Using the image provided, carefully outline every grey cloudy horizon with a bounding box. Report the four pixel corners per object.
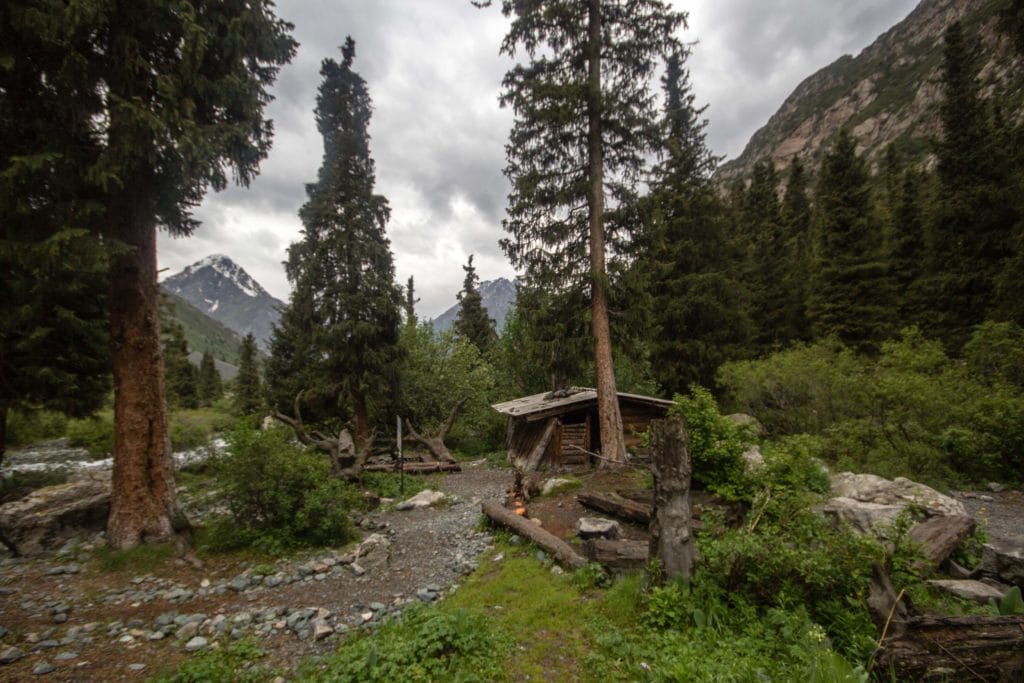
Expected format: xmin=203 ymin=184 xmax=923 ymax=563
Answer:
xmin=157 ymin=0 xmax=919 ymax=319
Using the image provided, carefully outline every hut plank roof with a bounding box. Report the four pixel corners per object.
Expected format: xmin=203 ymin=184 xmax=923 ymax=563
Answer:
xmin=492 ymin=388 xmax=674 ymax=422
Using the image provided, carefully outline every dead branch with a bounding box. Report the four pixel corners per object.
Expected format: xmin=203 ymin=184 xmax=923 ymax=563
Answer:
xmin=272 ymin=391 xmax=368 ymax=481
xmin=403 ymin=397 xmax=467 ymax=464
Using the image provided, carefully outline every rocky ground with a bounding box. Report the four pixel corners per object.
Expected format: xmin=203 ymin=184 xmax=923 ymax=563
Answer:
xmin=0 ymin=464 xmax=511 ymax=682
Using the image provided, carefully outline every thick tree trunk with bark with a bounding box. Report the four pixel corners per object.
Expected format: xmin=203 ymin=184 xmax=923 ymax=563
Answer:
xmin=106 ymin=223 xmax=185 ymax=549
xmin=586 ymin=0 xmax=627 ymax=467
xmin=352 ymin=389 xmax=371 ymax=450
xmin=481 ymin=500 xmax=587 ymax=569
xmin=648 ymin=417 xmax=695 ymax=581
xmin=0 ymin=403 xmax=7 ymax=469
xmin=577 ymin=491 xmax=652 ymax=524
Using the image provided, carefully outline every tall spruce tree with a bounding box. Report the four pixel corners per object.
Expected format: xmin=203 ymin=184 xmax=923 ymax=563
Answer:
xmin=453 ymin=255 xmax=497 ymax=355
xmin=197 ymin=351 xmax=222 ymax=407
xmin=807 ymin=130 xmax=893 ymax=350
xmin=270 ymin=39 xmax=401 ymax=447
xmin=1 ymin=0 xmax=295 ymax=548
xmin=486 ymin=0 xmax=685 ymax=465
xmin=781 ymin=158 xmax=813 ymax=342
xmin=743 ymin=159 xmax=801 ymax=351
xmin=928 ymin=21 xmax=1015 ymax=349
xmin=161 ymin=317 xmax=198 ymax=410
xmin=889 ymin=168 xmax=929 ymax=325
xmin=644 ymin=50 xmax=750 ymax=395
xmin=404 ymin=276 xmax=420 ymax=328
xmin=234 ymin=334 xmax=262 ymax=416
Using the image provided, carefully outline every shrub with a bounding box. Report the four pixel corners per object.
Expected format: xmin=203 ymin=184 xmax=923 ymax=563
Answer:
xmin=669 ymin=386 xmax=754 ymax=501
xmin=718 ymin=328 xmax=1024 ymax=486
xmin=5 ymin=409 xmax=68 ymax=447
xmin=963 ymin=320 xmax=1024 ymax=389
xmin=66 ymin=411 xmax=114 ymax=457
xmin=169 ymin=408 xmax=233 ymax=451
xmin=201 ymin=424 xmax=362 ymax=555
xmin=311 ymin=604 xmax=510 ymax=682
xmin=152 ymin=639 xmax=270 ymax=683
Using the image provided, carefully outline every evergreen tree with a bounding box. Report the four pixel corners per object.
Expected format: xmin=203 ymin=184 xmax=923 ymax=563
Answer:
xmin=927 ymin=21 xmax=1015 ymax=349
xmin=781 ymin=158 xmax=813 ymax=342
xmin=270 ymin=39 xmax=402 ymax=446
xmin=743 ymin=160 xmax=800 ymax=350
xmin=807 ymin=130 xmax=893 ymax=350
xmin=197 ymin=351 xmax=223 ymax=407
xmin=889 ymin=168 xmax=929 ymax=325
xmin=643 ymin=50 xmax=751 ymax=395
xmin=161 ymin=316 xmax=198 ymax=410
xmin=234 ymin=334 xmax=262 ymax=416
xmin=1 ymin=0 xmax=295 ymax=548
xmin=403 ymin=276 xmax=420 ymax=328
xmin=453 ymin=255 xmax=497 ymax=355
xmin=487 ymin=0 xmax=685 ymax=465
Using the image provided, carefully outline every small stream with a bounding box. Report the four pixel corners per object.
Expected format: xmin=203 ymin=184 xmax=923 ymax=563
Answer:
xmin=1 ymin=437 xmax=224 ymax=476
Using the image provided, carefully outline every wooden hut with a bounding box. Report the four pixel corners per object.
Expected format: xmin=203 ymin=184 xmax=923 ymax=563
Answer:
xmin=492 ymin=388 xmax=674 ymax=470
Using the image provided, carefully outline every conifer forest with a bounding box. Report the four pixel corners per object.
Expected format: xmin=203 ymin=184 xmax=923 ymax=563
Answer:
xmin=1 ymin=0 xmax=1023 ymax=680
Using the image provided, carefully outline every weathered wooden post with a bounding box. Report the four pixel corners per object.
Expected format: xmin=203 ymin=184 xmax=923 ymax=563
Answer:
xmin=648 ymin=416 xmax=695 ymax=580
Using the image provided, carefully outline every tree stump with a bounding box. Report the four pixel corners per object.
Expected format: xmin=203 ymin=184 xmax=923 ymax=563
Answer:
xmin=648 ymin=416 xmax=695 ymax=581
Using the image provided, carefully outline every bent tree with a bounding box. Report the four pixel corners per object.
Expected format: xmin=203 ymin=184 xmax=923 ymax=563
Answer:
xmin=484 ymin=0 xmax=685 ymax=466
xmin=3 ymin=1 xmax=296 ymax=548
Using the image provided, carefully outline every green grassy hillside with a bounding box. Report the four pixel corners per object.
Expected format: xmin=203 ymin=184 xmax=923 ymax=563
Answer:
xmin=162 ymin=289 xmax=244 ymax=366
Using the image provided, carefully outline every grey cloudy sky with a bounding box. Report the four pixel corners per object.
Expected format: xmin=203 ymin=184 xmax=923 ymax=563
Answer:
xmin=157 ymin=0 xmax=919 ymax=318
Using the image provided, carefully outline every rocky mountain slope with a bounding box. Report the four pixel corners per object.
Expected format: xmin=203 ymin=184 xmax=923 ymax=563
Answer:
xmin=717 ymin=0 xmax=1024 ymax=181
xmin=161 ymin=255 xmax=283 ymax=352
xmin=432 ymin=277 xmax=517 ymax=333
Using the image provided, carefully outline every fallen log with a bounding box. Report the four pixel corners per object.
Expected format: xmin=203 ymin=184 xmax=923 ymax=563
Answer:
xmin=875 ymin=614 xmax=1024 ymax=681
xmin=481 ymin=500 xmax=587 ymax=570
xmin=583 ymin=538 xmax=648 ymax=572
xmin=577 ymin=492 xmax=651 ymax=525
xmin=909 ymin=514 xmax=976 ymax=569
xmin=362 ymin=462 xmax=461 ymax=474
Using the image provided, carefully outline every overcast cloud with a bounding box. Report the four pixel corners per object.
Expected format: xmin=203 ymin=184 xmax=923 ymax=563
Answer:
xmin=157 ymin=0 xmax=919 ymax=319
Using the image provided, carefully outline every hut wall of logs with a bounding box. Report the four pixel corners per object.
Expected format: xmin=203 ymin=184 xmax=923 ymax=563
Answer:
xmin=492 ymin=388 xmax=674 ymax=471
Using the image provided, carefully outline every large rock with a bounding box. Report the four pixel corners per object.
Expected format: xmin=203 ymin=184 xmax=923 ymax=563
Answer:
xmin=726 ymin=413 xmax=765 ymax=436
xmin=355 ymin=533 xmax=391 ymax=571
xmin=926 ymin=579 xmax=1008 ymax=604
xmin=909 ymin=515 xmax=976 ymax=569
xmin=576 ymin=517 xmax=621 ymax=540
xmin=395 ymin=489 xmax=445 ymax=511
xmin=974 ymin=538 xmax=1024 ymax=590
xmin=818 ymin=472 xmax=967 ymax=534
xmin=829 ymin=473 xmax=966 ymax=517
xmin=0 ymin=470 xmax=110 ymax=555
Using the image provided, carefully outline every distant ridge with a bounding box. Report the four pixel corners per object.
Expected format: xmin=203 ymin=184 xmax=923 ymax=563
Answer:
xmin=162 ymin=254 xmax=283 ymax=352
xmin=432 ymin=277 xmax=517 ymax=333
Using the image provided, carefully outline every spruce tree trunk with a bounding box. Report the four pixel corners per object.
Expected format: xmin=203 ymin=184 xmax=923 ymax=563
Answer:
xmin=106 ymin=221 xmax=185 ymax=549
xmin=352 ymin=389 xmax=371 ymax=449
xmin=0 ymin=403 xmax=7 ymax=468
xmin=586 ymin=0 xmax=627 ymax=467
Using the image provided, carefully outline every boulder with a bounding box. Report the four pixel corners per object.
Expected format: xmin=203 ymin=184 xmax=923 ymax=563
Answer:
xmin=395 ymin=489 xmax=445 ymax=511
xmin=817 ymin=498 xmax=904 ymax=534
xmin=740 ymin=445 xmax=765 ymax=473
xmin=926 ymin=579 xmax=1008 ymax=604
xmin=0 ymin=470 xmax=110 ymax=555
xmin=829 ymin=472 xmax=966 ymax=517
xmin=575 ymin=517 xmax=621 ymax=540
xmin=973 ymin=538 xmax=1024 ymax=589
xmin=909 ymin=515 xmax=976 ymax=568
xmin=355 ymin=533 xmax=391 ymax=571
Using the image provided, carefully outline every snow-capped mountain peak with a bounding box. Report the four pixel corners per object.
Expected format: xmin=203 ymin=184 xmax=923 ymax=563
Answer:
xmin=161 ymin=255 xmax=283 ymax=352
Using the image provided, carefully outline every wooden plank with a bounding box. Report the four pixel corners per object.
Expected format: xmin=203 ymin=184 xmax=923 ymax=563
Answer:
xmin=577 ymin=492 xmax=652 ymax=524
xmin=481 ymin=500 xmax=587 ymax=570
xmin=524 ymin=418 xmax=558 ymax=471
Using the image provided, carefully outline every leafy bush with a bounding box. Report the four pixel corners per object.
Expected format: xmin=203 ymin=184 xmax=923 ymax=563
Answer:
xmin=153 ymin=639 xmax=270 ymax=683
xmin=359 ymin=471 xmax=430 ymax=501
xmin=66 ymin=411 xmax=114 ymax=456
xmin=963 ymin=320 xmax=1024 ymax=389
xmin=5 ymin=409 xmax=68 ymax=447
xmin=311 ymin=604 xmax=510 ymax=682
xmin=201 ymin=424 xmax=362 ymax=555
xmin=718 ymin=328 xmax=1024 ymax=485
xmin=169 ymin=408 xmax=233 ymax=451
xmin=669 ymin=386 xmax=755 ymax=501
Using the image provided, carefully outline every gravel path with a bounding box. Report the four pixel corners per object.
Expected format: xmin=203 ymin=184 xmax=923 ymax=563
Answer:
xmin=955 ymin=489 xmax=1024 ymax=545
xmin=0 ymin=464 xmax=512 ymax=681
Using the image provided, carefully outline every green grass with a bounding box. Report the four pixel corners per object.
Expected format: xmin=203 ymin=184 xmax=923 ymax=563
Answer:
xmin=95 ymin=542 xmax=176 ymax=573
xmin=150 ymin=638 xmax=274 ymax=683
xmin=66 ymin=406 xmax=233 ymax=456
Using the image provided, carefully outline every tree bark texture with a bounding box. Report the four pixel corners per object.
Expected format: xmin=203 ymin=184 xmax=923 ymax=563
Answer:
xmin=107 ymin=223 xmax=184 ymax=549
xmin=403 ymin=398 xmax=466 ymax=464
xmin=0 ymin=403 xmax=7 ymax=468
xmin=577 ymin=491 xmax=652 ymax=525
xmin=586 ymin=0 xmax=627 ymax=467
xmin=648 ymin=417 xmax=695 ymax=581
xmin=352 ymin=389 xmax=371 ymax=450
xmin=481 ymin=500 xmax=587 ymax=570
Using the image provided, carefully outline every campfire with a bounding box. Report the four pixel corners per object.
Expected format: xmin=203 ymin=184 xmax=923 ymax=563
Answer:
xmin=505 ymin=470 xmax=530 ymax=516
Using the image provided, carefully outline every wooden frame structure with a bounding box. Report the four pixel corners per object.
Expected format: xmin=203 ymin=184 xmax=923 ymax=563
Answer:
xmin=492 ymin=388 xmax=674 ymax=470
